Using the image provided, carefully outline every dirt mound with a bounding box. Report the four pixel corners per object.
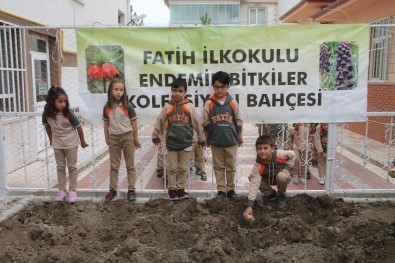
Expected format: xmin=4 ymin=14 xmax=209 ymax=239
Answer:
xmin=1 ymin=194 xmax=394 ymax=262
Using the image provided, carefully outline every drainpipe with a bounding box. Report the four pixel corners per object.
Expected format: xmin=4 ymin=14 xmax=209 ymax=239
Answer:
xmin=126 ymin=0 xmax=131 ymax=26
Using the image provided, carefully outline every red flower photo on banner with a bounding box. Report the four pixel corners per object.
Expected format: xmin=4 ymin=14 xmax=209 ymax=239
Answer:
xmin=85 ymin=45 xmax=124 ymax=93
xmin=101 ymin=62 xmax=119 ymax=78
xmin=87 ymin=64 xmax=103 ymax=79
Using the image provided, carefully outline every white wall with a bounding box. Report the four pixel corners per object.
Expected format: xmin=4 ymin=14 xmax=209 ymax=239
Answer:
xmin=0 ymin=0 xmax=129 ymax=26
xmin=240 ymin=1 xmax=278 ymax=25
xmin=277 ymin=0 xmax=300 ymax=18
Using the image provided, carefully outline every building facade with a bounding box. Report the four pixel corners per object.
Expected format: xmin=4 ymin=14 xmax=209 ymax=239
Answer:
xmin=164 ymin=0 xmax=394 ymax=143
xmin=280 ymin=0 xmax=395 ymax=142
xmin=164 ymin=0 xmax=279 ymax=26
xmin=0 ymin=0 xmax=130 ymax=173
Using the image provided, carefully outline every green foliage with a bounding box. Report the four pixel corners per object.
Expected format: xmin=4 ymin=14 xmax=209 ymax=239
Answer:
xmin=200 ymin=13 xmax=211 ymax=25
xmin=128 ymin=6 xmax=145 ymax=26
xmin=85 ymin=45 xmax=124 ymax=68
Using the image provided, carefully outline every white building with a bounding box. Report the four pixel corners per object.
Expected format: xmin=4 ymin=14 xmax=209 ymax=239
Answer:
xmin=164 ymin=0 xmax=281 ymax=25
xmin=0 ymin=0 xmax=130 ymax=173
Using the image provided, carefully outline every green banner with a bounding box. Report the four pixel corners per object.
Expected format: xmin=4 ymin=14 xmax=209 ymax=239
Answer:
xmin=77 ymin=24 xmax=369 ymax=125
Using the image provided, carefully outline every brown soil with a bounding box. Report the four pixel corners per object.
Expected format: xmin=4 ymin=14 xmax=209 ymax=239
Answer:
xmin=0 ymin=194 xmax=394 ymax=262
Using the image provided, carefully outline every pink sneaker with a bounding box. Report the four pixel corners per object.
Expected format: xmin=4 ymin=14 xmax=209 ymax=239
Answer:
xmin=55 ymin=190 xmax=66 ymax=201
xmin=67 ymin=191 xmax=77 ymax=204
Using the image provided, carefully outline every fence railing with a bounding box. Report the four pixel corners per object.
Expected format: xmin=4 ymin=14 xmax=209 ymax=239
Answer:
xmin=1 ymin=112 xmax=394 ymax=199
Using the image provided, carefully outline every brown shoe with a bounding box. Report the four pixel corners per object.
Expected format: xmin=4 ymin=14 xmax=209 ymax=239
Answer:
xmin=168 ymin=189 xmax=179 ymax=201
xmin=177 ymin=189 xmax=189 ymax=199
xmin=127 ymin=190 xmax=137 ymax=202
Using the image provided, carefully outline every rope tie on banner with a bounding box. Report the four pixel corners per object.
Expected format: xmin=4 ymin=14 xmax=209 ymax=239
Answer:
xmin=52 ymin=29 xmax=64 ymax=63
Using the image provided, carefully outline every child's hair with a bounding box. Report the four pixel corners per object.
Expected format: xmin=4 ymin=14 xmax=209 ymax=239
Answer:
xmin=212 ymin=71 xmax=230 ymax=86
xmin=44 ymin=86 xmax=70 ymax=119
xmin=255 ymin=135 xmax=275 ymax=147
xmin=171 ymin=78 xmax=187 ymax=92
xmin=107 ymin=78 xmax=128 ymax=108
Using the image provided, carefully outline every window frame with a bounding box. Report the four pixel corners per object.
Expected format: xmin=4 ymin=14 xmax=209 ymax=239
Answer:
xmin=368 ymin=17 xmax=392 ymax=82
xmin=248 ymin=8 xmax=266 ymax=25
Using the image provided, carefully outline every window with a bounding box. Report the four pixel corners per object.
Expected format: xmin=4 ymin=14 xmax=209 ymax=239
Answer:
xmin=29 ymin=36 xmax=50 ymax=106
xmin=0 ymin=22 xmax=28 ymax=112
xmin=170 ymin=3 xmax=239 ymax=25
xmin=118 ymin=10 xmax=125 ymax=25
xmin=369 ymin=17 xmax=392 ymax=81
xmin=249 ymin=8 xmax=266 ymax=25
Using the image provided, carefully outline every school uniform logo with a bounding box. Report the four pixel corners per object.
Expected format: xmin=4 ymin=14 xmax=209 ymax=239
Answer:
xmin=211 ymin=112 xmax=233 ymax=124
xmin=60 ymin=121 xmax=71 ymax=129
xmin=118 ymin=113 xmax=128 ymax=122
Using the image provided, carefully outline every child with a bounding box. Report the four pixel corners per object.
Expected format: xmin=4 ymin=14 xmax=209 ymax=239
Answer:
xmin=103 ymin=78 xmax=141 ymax=202
xmin=292 ymin=123 xmax=315 ymax=184
xmin=314 ymin=123 xmax=328 ymax=185
xmin=202 ymin=71 xmax=243 ymax=199
xmin=43 ymin=86 xmax=89 ymax=203
xmin=243 ymin=135 xmax=294 ymax=220
xmin=152 ymin=78 xmax=205 ymax=200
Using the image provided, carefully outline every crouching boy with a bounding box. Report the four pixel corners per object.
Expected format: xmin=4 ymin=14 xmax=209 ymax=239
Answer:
xmin=243 ymin=135 xmax=295 ymax=220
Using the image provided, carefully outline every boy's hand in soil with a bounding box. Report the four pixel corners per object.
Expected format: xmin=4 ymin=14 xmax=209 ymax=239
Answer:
xmin=243 ymin=207 xmax=254 ymax=221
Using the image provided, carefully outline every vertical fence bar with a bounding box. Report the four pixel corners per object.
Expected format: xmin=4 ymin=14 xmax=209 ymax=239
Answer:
xmin=326 ymin=122 xmax=337 ymax=194
xmin=386 ymin=116 xmax=394 ymax=187
xmin=387 ymin=116 xmax=394 ymax=162
xmin=20 ymin=121 xmax=28 ymax=184
xmin=43 ymin=126 xmax=51 ymax=190
xmin=0 ymin=120 xmax=7 ymax=196
xmin=336 ymin=123 xmax=347 ymax=184
xmin=362 ymin=117 xmax=370 ymax=190
xmin=89 ymin=125 xmax=97 ymax=191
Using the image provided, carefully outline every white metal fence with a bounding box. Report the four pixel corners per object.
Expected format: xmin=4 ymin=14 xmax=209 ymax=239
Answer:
xmin=0 ymin=112 xmax=394 ymax=198
xmin=1 ymin=24 xmax=394 ymax=199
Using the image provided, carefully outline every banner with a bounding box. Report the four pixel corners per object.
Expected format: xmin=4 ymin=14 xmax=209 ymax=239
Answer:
xmin=76 ymin=24 xmax=369 ymax=125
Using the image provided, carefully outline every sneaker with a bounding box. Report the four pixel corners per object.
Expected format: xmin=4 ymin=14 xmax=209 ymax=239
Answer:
xmin=277 ymin=195 xmax=288 ymax=208
xmin=177 ymin=189 xmax=189 ymax=199
xmin=299 ymin=178 xmax=306 ymax=184
xmin=226 ymin=189 xmax=238 ymax=199
xmin=168 ymin=189 xmax=179 ymax=201
xmin=292 ymin=177 xmax=299 ymax=184
xmin=67 ymin=191 xmax=77 ymax=204
xmin=196 ymin=169 xmax=207 ymax=181
xmin=200 ymin=171 xmax=207 ymax=181
xmin=55 ymin=190 xmax=66 ymax=202
xmin=157 ymin=168 xmax=164 ymax=178
xmin=319 ymin=178 xmax=325 ymax=185
xmin=105 ymin=190 xmax=117 ymax=202
xmin=215 ymin=191 xmax=227 ymax=199
xmin=127 ymin=190 xmax=137 ymax=201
